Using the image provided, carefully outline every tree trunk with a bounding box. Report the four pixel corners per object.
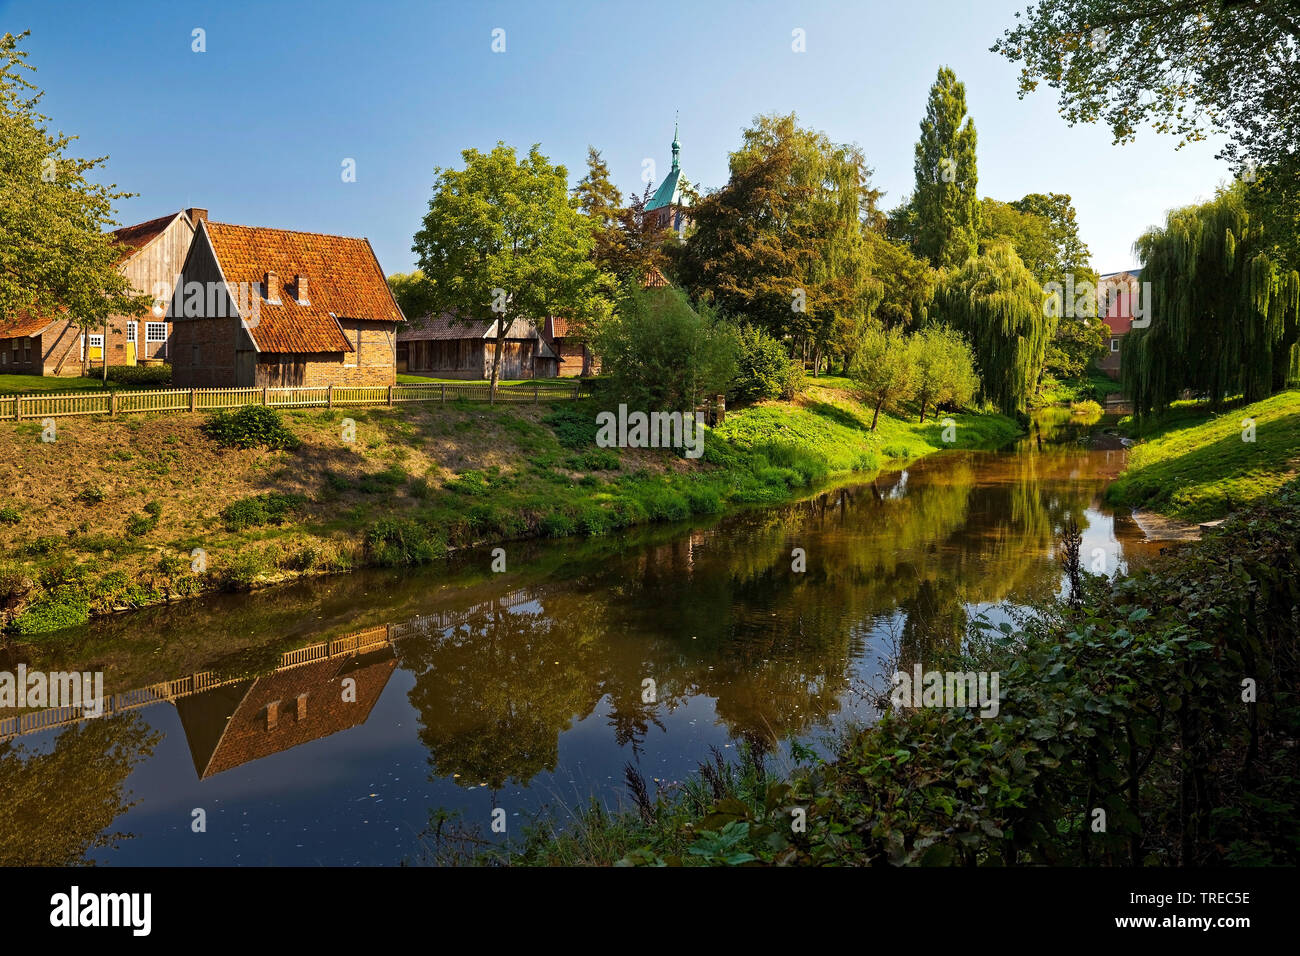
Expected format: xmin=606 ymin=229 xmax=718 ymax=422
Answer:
xmin=488 ymin=313 xmax=508 ymax=405
xmin=871 ymin=395 xmax=883 ymax=431
xmin=102 ymin=317 xmax=109 ymax=386
xmin=918 ymin=400 xmax=927 ymax=424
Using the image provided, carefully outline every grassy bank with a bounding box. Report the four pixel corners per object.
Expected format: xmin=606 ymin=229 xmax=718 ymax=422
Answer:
xmin=1106 ymin=389 xmax=1300 ymax=521
xmin=0 ymin=381 xmax=1020 ymax=636
xmin=438 ymin=479 xmax=1300 ymax=867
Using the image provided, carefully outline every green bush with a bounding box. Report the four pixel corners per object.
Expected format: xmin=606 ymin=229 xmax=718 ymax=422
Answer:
xmin=77 ymin=485 xmax=106 ymax=504
xmin=0 ymin=505 xmax=20 ymax=525
xmin=731 ymin=325 xmax=805 ymax=403
xmin=9 ymin=587 xmax=90 ymax=635
xmin=106 ymin=363 xmax=171 ymax=386
xmin=204 ymin=405 xmax=299 ymax=450
xmin=565 ymin=448 xmax=620 ymax=471
xmin=221 ymin=492 xmax=307 ymax=531
xmin=543 ymin=404 xmax=600 ymax=449
xmin=365 ymin=518 xmax=445 ymax=566
xmin=125 ymin=504 xmax=161 ymax=537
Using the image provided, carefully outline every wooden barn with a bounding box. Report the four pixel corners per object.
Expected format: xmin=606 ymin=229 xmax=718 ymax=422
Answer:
xmin=168 ymin=221 xmax=404 ymax=387
xmin=541 ymin=316 xmax=599 ymax=377
xmin=0 ymin=208 xmax=201 ymax=376
xmin=398 ymin=313 xmax=559 ymax=380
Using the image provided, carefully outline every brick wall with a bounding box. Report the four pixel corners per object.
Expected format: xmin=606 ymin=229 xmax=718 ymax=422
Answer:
xmin=297 ymin=320 xmax=396 ymax=386
xmin=170 ymin=317 xmax=243 ymax=387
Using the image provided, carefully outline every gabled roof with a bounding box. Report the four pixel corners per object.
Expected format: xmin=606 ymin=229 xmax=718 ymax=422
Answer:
xmin=109 ymin=212 xmax=184 ymax=264
xmin=202 ymin=221 xmax=403 ymax=354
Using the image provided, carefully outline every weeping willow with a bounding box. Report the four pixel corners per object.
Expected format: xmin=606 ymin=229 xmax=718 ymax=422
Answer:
xmin=1124 ymin=185 xmax=1300 ymax=418
xmin=933 ymin=243 xmax=1052 ymax=415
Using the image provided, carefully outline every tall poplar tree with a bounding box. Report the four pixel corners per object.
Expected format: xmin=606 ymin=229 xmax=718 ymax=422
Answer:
xmin=911 ymin=67 xmax=981 ymax=270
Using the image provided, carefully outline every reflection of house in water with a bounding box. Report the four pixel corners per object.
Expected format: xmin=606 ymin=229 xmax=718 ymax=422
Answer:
xmin=175 ymin=648 xmax=396 ymax=779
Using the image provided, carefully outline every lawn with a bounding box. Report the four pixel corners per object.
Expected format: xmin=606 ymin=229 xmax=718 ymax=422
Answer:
xmin=0 ymin=374 xmax=114 ymax=395
xmin=1105 ymin=389 xmax=1300 ymax=521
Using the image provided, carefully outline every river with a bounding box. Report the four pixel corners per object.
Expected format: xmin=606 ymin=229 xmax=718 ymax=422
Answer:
xmin=0 ymin=409 xmax=1175 ymax=865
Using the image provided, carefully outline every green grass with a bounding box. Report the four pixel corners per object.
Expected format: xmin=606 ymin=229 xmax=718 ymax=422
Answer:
xmin=1106 ymin=389 xmax=1300 ymax=521
xmin=0 ymin=374 xmax=113 ymax=395
xmin=396 ymin=374 xmax=552 ymax=386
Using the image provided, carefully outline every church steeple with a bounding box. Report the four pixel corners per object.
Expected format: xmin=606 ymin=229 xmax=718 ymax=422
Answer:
xmin=671 ymin=120 xmax=680 ymax=172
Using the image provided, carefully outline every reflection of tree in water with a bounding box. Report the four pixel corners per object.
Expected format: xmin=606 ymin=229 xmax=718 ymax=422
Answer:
xmin=397 ymin=599 xmax=609 ymax=790
xmin=899 ymin=578 xmax=969 ymax=671
xmin=0 ymin=715 xmax=160 ymax=865
xmin=398 ymin=446 xmax=1126 ymax=788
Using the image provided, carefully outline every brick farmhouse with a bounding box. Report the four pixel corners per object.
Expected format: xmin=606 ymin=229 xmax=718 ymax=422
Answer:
xmin=0 ymin=208 xmax=201 ymax=375
xmin=169 ymin=221 xmax=404 ymax=387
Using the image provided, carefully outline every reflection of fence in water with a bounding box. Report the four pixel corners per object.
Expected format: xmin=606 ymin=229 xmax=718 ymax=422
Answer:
xmin=0 ymin=586 xmax=545 ymax=741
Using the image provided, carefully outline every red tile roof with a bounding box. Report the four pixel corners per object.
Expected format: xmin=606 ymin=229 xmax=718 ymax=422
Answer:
xmin=0 ymin=311 xmax=59 ymax=338
xmin=204 ymin=221 xmax=403 ymax=354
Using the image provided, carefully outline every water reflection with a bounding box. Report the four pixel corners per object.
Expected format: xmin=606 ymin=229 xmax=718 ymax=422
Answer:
xmin=0 ymin=436 xmax=1168 ymax=864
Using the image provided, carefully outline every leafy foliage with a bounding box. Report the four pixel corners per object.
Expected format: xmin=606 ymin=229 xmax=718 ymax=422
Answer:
xmin=1123 ymin=184 xmax=1300 ymax=417
xmin=593 ymin=283 xmax=737 ymax=412
xmin=730 ymin=325 xmax=805 ymax=403
xmin=934 ymin=243 xmax=1052 ymax=415
xmin=220 ymin=492 xmax=307 ymax=532
xmin=908 ymin=67 xmax=981 ymax=270
xmin=203 ymin=405 xmax=300 ymax=451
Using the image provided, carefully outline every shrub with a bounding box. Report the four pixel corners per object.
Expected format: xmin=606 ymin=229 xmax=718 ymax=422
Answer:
xmin=543 ymin=404 xmax=600 ymax=449
xmin=594 ymin=283 xmax=738 ymax=411
xmin=221 ymin=492 xmax=307 ymax=531
xmin=731 ymin=325 xmax=805 ymax=403
xmin=0 ymin=505 xmax=20 ymax=525
xmin=365 ymin=518 xmax=445 ymax=566
xmin=444 ymin=470 xmax=491 ymax=496
xmin=565 ymin=448 xmax=621 ymax=471
xmin=77 ymin=485 xmax=106 ymax=504
xmin=204 ymin=405 xmax=299 ymax=450
xmin=106 ymin=363 xmax=172 ymax=386
xmin=9 ymin=587 xmax=90 ymax=635
xmin=126 ymin=504 xmax=161 ymax=537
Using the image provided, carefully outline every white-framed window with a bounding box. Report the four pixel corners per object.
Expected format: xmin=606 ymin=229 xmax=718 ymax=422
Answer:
xmin=146 ymin=322 xmax=167 ymax=343
xmin=89 ymin=334 xmax=104 ymax=348
xmin=1110 ymin=338 xmax=1120 ymax=352
xmin=127 ymin=322 xmax=137 ymax=343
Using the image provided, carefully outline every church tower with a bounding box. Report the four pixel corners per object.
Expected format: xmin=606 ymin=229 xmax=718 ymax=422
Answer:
xmin=645 ymin=123 xmax=690 ymax=239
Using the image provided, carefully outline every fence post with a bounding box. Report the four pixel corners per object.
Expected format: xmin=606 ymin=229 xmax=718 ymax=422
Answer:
xmin=387 ymin=384 xmax=394 ymax=407
xmin=440 ymin=384 xmax=445 ymax=405
xmin=109 ymin=391 xmax=118 ymax=417
xmin=261 ymin=386 xmax=269 ymax=407
xmin=189 ymin=388 xmax=197 ymax=413
xmin=327 ymin=384 xmax=334 ymax=409
xmin=534 ymin=382 xmax=539 ymax=404
xmin=14 ymin=397 xmax=21 ymax=422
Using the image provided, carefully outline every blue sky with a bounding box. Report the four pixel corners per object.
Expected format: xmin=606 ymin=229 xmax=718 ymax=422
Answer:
xmin=3 ymin=0 xmax=1232 ymax=275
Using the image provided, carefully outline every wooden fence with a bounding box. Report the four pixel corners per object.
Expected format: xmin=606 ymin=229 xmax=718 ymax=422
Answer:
xmin=0 ymin=380 xmax=589 ymax=422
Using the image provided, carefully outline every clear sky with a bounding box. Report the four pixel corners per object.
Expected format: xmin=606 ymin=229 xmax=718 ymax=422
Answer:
xmin=2 ymin=0 xmax=1233 ymax=276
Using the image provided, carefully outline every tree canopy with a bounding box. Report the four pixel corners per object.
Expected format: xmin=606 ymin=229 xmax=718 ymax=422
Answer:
xmin=1123 ymin=184 xmax=1300 ymax=416
xmin=411 ymin=143 xmax=612 ymax=396
xmin=678 ymin=113 xmax=880 ymax=369
xmin=934 ymin=243 xmax=1052 ymax=415
xmin=0 ymin=31 xmax=147 ymax=340
xmin=909 ymin=67 xmax=981 ymax=270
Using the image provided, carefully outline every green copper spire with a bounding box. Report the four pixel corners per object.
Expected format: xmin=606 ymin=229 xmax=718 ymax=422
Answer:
xmin=671 ymin=119 xmax=680 ymax=171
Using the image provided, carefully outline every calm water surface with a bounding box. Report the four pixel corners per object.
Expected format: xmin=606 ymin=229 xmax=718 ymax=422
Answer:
xmin=1 ymin=414 xmax=1169 ymax=865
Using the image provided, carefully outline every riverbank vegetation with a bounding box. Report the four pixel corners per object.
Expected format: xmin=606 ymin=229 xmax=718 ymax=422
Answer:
xmin=1106 ymin=389 xmax=1300 ymax=522
xmin=0 ymin=378 xmax=1019 ymax=636
xmin=438 ymin=478 xmax=1300 ymax=866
